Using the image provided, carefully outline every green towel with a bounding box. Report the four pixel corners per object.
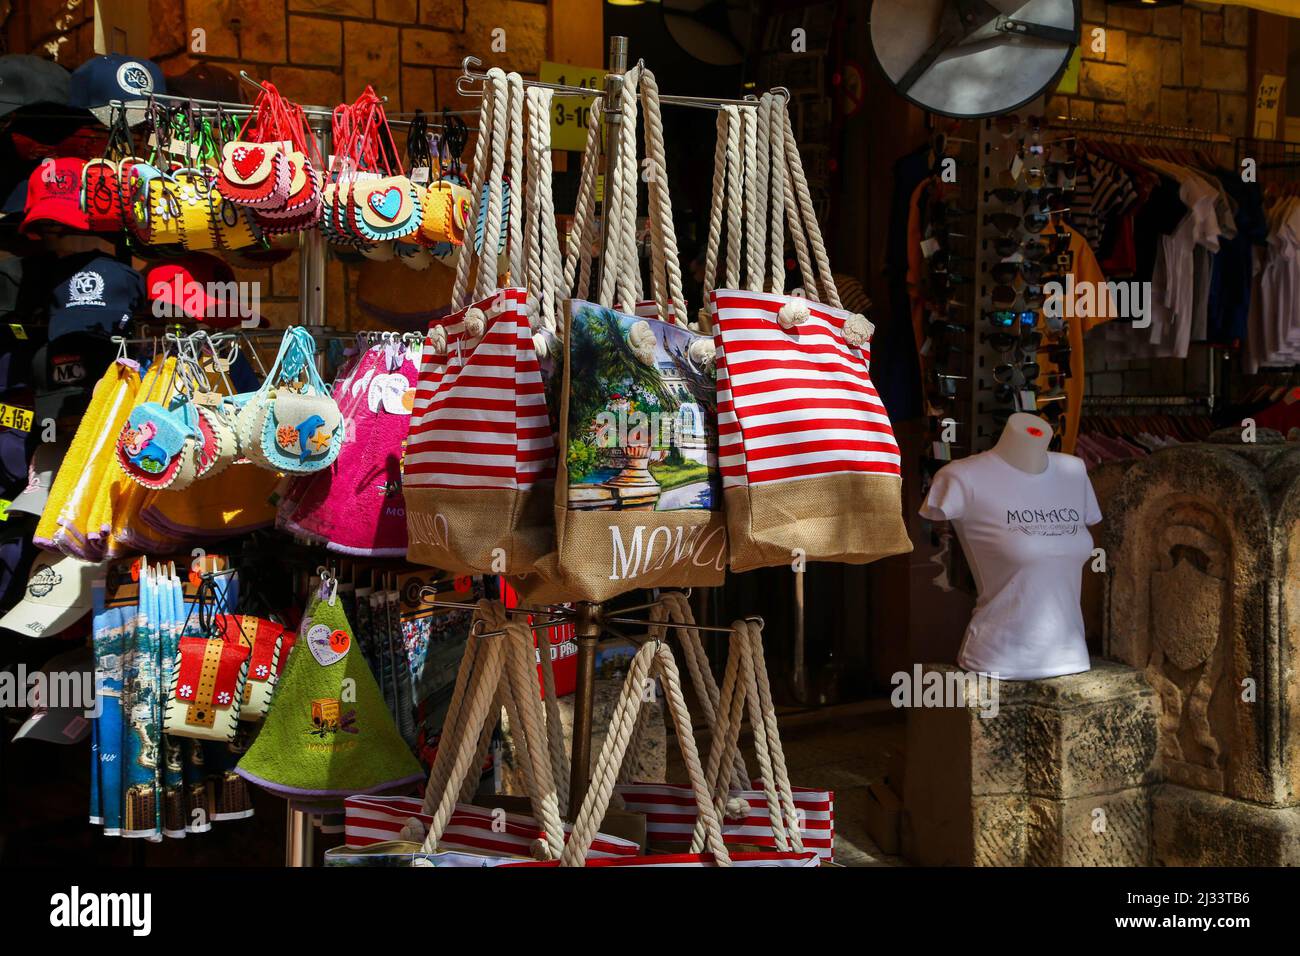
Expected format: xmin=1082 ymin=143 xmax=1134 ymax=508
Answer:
xmin=236 ymin=588 xmax=423 ymax=802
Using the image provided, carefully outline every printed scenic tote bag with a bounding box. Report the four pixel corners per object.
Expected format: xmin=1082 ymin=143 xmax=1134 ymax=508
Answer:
xmin=405 ymin=69 xmax=557 ymax=578
xmin=615 ymin=594 xmax=835 ymax=860
xmin=516 ymin=637 xmax=819 ymax=868
xmin=542 ymin=65 xmax=726 ymax=603
xmin=710 ymin=93 xmax=911 ymax=571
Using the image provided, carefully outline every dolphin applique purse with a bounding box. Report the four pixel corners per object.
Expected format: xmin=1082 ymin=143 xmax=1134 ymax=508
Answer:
xmin=238 ymin=327 xmax=343 ymax=474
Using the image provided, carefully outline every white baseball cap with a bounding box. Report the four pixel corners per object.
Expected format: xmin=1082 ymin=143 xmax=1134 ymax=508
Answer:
xmin=0 ymin=551 xmax=95 ymax=638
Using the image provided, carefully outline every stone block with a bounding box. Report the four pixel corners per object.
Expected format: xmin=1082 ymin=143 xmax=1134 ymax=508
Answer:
xmin=1125 ymin=35 xmax=1162 ymax=121
xmin=1081 ymin=0 xmax=1107 ymax=24
xmin=1026 ymin=788 xmax=1151 ymax=866
xmin=182 ymin=0 xmax=240 ymax=58
xmin=1189 ymin=90 xmax=1218 ymax=133
xmin=1181 ymin=7 xmax=1202 ymax=87
xmin=1153 ymin=4 xmax=1181 ymax=37
xmin=465 ymin=0 xmax=548 ymax=75
xmin=1224 ymin=5 xmax=1249 ymax=46
xmin=420 ymin=0 xmax=464 ymax=29
xmin=1096 ymin=103 xmax=1127 ymax=124
xmin=1160 ymin=38 xmax=1181 ymax=87
xmin=402 ymin=66 xmax=437 ymax=113
xmin=289 ymin=15 xmax=341 ymax=67
xmin=970 ymin=794 xmax=1027 ymax=866
xmin=1203 ymin=13 xmax=1223 ymax=45
xmin=269 ymin=65 xmax=341 ymax=109
xmin=1153 ymin=785 xmax=1300 ymax=866
xmin=1159 ymin=88 xmax=1189 ymax=127
xmin=402 ymin=26 xmax=462 ymax=66
xmin=377 ymin=0 xmax=418 ymax=21
xmin=1081 ymin=23 xmax=1105 ymax=62
xmin=1021 ymin=662 xmax=1161 ymax=799
xmin=1202 ymin=45 xmax=1247 ymax=92
xmin=1108 ymin=7 xmax=1152 ymax=34
xmin=344 ymin=21 xmax=400 ymax=103
xmin=1081 ymin=60 xmax=1126 ymax=102
xmin=1103 ymin=27 xmax=1126 ymax=65
xmin=1220 ymin=92 xmax=1249 ymax=139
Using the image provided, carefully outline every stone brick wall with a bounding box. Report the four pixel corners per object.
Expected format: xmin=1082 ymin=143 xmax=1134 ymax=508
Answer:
xmin=1052 ymin=1 xmax=1251 ymax=138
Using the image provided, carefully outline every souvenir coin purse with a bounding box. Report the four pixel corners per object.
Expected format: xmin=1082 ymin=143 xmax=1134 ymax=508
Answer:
xmin=215 ymin=614 xmax=295 ymax=721
xmin=116 ymin=400 xmax=199 ymax=490
xmin=164 ymin=635 xmax=251 ymax=742
xmin=238 ymin=327 xmax=344 ymax=474
xmin=353 ymin=175 xmax=421 ymax=242
xmin=81 ymin=158 xmax=127 ymax=230
xmin=219 ymin=141 xmax=290 ymax=209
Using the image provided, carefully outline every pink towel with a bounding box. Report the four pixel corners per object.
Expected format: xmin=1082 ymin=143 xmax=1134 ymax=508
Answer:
xmin=281 ymin=344 xmax=417 ymax=555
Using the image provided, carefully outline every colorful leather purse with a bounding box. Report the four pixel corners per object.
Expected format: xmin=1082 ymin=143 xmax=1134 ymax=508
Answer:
xmin=214 ymin=614 xmax=294 ymax=721
xmin=163 ymin=634 xmax=251 ymax=742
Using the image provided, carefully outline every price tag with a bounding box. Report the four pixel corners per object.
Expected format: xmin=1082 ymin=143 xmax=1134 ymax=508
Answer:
xmin=0 ymin=403 xmax=33 ymax=432
xmin=10 ymin=324 xmax=26 ymax=340
xmin=1016 ymin=389 xmax=1038 ymax=412
xmin=931 ymin=442 xmax=951 ymax=461
xmin=411 ymin=165 xmax=431 ymax=184
xmin=540 ymin=61 xmax=605 ymax=151
xmin=920 ymin=237 xmax=941 ymax=258
xmin=0 ymin=499 xmax=10 ymax=522
xmin=1009 ymin=152 xmax=1024 ymax=183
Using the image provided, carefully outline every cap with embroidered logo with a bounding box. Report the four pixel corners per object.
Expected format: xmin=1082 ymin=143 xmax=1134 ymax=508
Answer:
xmin=20 ymin=157 xmax=89 ymax=237
xmin=0 ymin=551 xmax=96 ymax=638
xmin=47 ymin=254 xmax=144 ymax=338
xmin=69 ymin=54 xmax=165 ymax=127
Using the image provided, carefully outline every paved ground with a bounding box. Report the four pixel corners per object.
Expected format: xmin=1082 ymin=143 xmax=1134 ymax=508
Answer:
xmin=666 ymin=699 xmax=906 ymax=866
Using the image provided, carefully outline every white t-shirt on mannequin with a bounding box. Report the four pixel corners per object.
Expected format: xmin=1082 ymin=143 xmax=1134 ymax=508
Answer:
xmin=920 ymin=450 xmax=1102 ymax=680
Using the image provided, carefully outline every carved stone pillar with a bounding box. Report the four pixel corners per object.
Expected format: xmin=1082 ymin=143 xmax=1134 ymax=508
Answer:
xmin=1104 ymin=432 xmax=1300 ymax=864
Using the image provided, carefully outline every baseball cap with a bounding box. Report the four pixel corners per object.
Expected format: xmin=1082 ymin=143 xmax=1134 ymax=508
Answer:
xmin=69 ymin=54 xmax=166 ymax=127
xmin=0 ymin=55 xmax=72 ymax=119
xmin=0 ymin=551 xmax=96 ymax=638
xmin=0 ymin=531 xmax=34 ymax=606
xmin=0 ymin=425 xmax=31 ymax=498
xmin=11 ymin=645 xmax=95 ymax=744
xmin=20 ymin=157 xmax=89 ymax=237
xmin=35 ymin=329 xmax=118 ymax=393
xmin=8 ymin=430 xmax=70 ymax=518
xmin=145 ymin=254 xmax=262 ymax=329
xmin=47 ymin=253 xmax=144 ymax=338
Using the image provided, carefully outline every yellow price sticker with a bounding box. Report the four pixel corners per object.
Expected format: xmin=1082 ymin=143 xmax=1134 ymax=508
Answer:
xmin=0 ymin=499 xmax=9 ymax=521
xmin=540 ymin=61 xmax=604 ymax=152
xmin=9 ymin=324 xmax=26 ymax=340
xmin=0 ymin=403 xmax=34 ymax=432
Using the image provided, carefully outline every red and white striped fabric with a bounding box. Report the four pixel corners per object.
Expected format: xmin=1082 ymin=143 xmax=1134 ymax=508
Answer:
xmin=343 ymin=794 xmax=640 ymax=860
xmin=712 ymin=289 xmax=900 ymax=487
xmin=405 ymin=288 xmax=552 ymax=491
xmin=615 ymin=781 xmax=835 ymax=861
xmin=501 ymin=850 xmax=820 ymax=868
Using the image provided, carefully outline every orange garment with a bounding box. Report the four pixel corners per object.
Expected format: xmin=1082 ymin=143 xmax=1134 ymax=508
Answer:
xmin=1037 ymin=222 xmax=1113 ymax=455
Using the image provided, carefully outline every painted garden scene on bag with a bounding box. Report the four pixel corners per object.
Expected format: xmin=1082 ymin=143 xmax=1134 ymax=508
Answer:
xmin=566 ymin=302 xmax=720 ymax=512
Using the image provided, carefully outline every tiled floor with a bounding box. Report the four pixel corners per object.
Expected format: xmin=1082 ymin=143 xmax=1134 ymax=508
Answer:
xmin=666 ymin=700 xmax=907 ymax=866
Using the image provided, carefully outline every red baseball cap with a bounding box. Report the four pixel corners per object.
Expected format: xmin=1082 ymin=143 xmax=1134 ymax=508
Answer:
xmin=20 ymin=157 xmax=89 ymax=236
xmin=145 ymin=254 xmax=264 ymax=329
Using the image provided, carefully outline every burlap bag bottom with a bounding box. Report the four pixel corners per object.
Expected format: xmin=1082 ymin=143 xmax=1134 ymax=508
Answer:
xmin=517 ymin=508 xmax=728 ymax=605
xmin=725 ymin=473 xmax=913 ymax=573
xmin=404 ymin=483 xmax=555 ymax=577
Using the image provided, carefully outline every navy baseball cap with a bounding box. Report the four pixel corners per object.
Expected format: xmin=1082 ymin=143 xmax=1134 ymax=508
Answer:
xmin=0 ymin=322 xmax=39 ymax=392
xmin=0 ymin=531 xmax=34 ymax=607
xmin=69 ymin=54 xmax=165 ymax=127
xmin=35 ymin=329 xmax=117 ymax=397
xmin=0 ymin=55 xmax=72 ymax=120
xmin=47 ymin=254 xmax=144 ymax=339
xmin=0 ymin=424 xmax=31 ymax=499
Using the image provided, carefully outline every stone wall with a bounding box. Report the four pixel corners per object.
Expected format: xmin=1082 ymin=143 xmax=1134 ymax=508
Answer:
xmin=1052 ymin=0 xmax=1250 ymax=137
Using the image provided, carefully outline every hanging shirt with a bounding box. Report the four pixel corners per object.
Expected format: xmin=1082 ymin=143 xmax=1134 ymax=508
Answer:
xmin=919 ymin=450 xmax=1102 ymax=680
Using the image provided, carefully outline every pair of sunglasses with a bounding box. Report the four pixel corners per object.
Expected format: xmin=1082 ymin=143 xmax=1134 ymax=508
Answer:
xmin=994 ymin=113 xmax=1045 ymax=137
xmin=994 ymin=361 xmax=1041 ymax=385
xmin=984 ymin=211 xmax=1051 ymax=236
xmin=986 ymin=309 xmax=1037 ymax=329
xmin=985 ymin=330 xmax=1044 ymax=353
xmin=990 ymin=284 xmax=1047 ymax=309
xmin=990 ymin=260 xmax=1045 ymax=286
xmin=994 ymin=236 xmax=1053 ymax=260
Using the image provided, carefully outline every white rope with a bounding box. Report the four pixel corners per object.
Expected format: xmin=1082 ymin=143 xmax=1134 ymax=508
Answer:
xmin=451 ymin=69 xmax=498 ymax=308
xmin=535 ymin=623 xmax=572 ymax=814
xmin=565 ymin=94 xmax=603 ymax=302
xmin=506 ymin=72 xmax=525 ymax=290
xmin=524 ymin=88 xmax=543 ymax=312
xmin=751 ymin=94 xmax=771 ymax=293
xmin=764 ymin=93 xmax=787 ymax=296
xmin=638 ymin=67 xmax=686 ymax=324
xmin=699 ymin=107 xmax=730 ymax=328
xmin=780 ymin=98 xmax=840 ymax=308
xmin=740 ymin=105 xmax=761 ymax=292
xmin=723 ymin=106 xmax=745 ymax=291
xmin=561 ymin=640 xmax=731 ymax=866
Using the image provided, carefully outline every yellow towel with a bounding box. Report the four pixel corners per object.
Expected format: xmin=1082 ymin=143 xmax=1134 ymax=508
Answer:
xmin=140 ymin=460 xmax=281 ymax=540
xmin=36 ymin=360 xmax=140 ymax=556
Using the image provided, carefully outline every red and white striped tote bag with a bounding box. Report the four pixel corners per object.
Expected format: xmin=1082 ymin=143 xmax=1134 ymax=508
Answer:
xmin=404 ymin=288 xmax=555 ymax=576
xmin=343 ymin=795 xmax=640 ymax=860
xmin=711 ymin=289 xmax=913 ymax=571
xmin=502 ymin=850 xmax=821 ymax=868
xmin=615 ymin=780 xmax=835 ymax=861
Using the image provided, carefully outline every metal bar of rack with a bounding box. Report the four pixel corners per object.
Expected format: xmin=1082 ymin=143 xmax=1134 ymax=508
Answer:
xmin=1048 ymin=115 xmax=1231 ymax=145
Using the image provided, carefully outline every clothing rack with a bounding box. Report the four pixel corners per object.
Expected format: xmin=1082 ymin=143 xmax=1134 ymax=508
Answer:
xmin=1049 ymin=115 xmax=1231 ymax=146
xmin=1082 ymin=395 xmax=1211 ymax=407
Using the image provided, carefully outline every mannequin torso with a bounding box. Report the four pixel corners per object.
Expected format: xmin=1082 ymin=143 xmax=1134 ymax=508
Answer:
xmin=992 ymin=412 xmax=1051 ymax=475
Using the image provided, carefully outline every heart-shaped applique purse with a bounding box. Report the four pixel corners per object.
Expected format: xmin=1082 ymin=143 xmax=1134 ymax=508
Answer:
xmin=353 ymin=175 xmax=420 ymax=242
xmin=239 ymin=327 xmax=344 ymax=474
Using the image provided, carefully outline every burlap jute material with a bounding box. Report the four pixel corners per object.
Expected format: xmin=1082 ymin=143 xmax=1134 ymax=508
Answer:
xmin=405 ymin=483 xmax=555 ymax=577
xmin=725 ymin=473 xmax=913 ymax=572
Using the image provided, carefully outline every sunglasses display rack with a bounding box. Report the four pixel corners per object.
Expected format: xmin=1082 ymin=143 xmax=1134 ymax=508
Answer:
xmin=972 ymin=99 xmax=1073 ymax=453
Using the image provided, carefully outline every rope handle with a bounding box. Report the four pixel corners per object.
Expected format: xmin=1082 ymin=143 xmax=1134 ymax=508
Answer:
xmin=417 ymin=601 xmax=567 ymax=860
xmin=560 ymin=639 xmax=732 ymax=866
